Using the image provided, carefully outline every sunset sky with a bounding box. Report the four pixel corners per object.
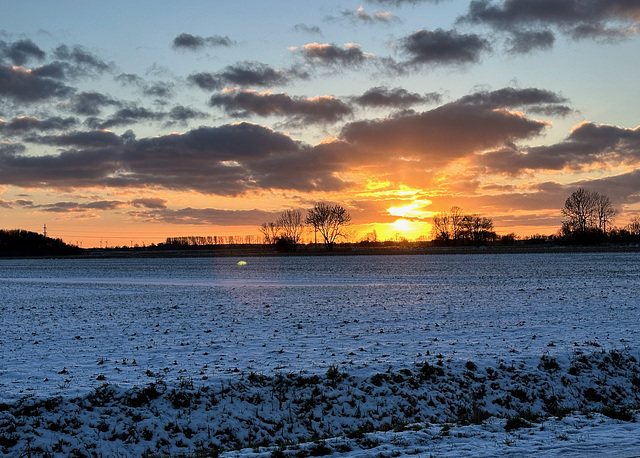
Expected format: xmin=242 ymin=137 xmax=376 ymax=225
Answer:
xmin=2 ymin=1 xmax=640 ymax=247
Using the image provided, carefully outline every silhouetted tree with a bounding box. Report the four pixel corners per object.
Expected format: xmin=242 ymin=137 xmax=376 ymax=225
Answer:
xmin=450 ymin=206 xmax=464 ymax=240
xmin=594 ymin=193 xmax=617 ymax=233
xmin=561 ymin=188 xmax=616 ymax=243
xmin=431 ymin=211 xmax=450 ymax=241
xmin=276 ymin=209 xmax=305 ymax=245
xmin=306 ymin=203 xmax=351 ymax=250
xmin=431 ymin=206 xmax=495 ymax=245
xmin=562 ymin=188 xmax=595 ymax=233
xmin=259 ymin=222 xmax=280 ymax=244
xmin=461 ymin=215 xmax=496 ymax=244
xmin=627 ymin=216 xmax=640 ymax=236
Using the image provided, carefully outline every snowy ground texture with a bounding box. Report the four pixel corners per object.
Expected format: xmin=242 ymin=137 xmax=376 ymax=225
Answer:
xmin=1 ymin=252 xmax=640 ymax=456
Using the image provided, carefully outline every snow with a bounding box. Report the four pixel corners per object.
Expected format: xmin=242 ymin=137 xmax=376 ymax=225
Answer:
xmin=1 ymin=252 xmax=640 ymax=457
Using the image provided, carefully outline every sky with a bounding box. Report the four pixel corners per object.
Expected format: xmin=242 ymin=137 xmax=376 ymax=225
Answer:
xmin=1 ymin=0 xmax=640 ymax=247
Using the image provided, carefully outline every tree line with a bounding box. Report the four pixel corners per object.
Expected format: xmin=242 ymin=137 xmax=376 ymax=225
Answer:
xmin=0 ymin=229 xmax=80 ymax=256
xmin=164 ymin=235 xmax=261 ymax=246
xmin=561 ymin=187 xmax=640 ymax=245
xmin=431 ymin=206 xmax=497 ymax=245
xmin=561 ymin=188 xmax=615 ymax=235
xmin=161 ymin=189 xmax=638 ymax=251
xmin=260 ymin=202 xmax=351 ymax=251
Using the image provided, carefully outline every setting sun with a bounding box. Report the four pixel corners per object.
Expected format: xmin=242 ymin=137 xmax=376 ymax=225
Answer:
xmin=379 ymin=218 xmax=431 ymax=241
xmin=391 ymin=218 xmax=411 ymax=232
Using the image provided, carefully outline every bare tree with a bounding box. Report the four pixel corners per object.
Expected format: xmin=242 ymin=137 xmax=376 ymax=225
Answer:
xmin=460 ymin=215 xmax=495 ymax=243
xmin=431 ymin=206 xmax=494 ymax=244
xmin=431 ymin=211 xmax=450 ymax=241
xmin=276 ymin=209 xmax=305 ymax=245
xmin=594 ymin=193 xmax=617 ymax=233
xmin=627 ymin=216 xmax=640 ymax=236
xmin=562 ymin=188 xmax=596 ymax=233
xmin=449 ymin=206 xmax=464 ymax=240
xmin=259 ymin=222 xmax=280 ymax=244
xmin=306 ymin=202 xmax=352 ymax=250
xmin=561 ymin=188 xmax=616 ymax=234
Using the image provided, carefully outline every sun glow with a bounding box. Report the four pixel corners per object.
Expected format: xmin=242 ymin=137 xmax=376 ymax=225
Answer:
xmin=386 ymin=199 xmax=432 ymax=219
xmin=391 ymin=219 xmax=411 ymax=232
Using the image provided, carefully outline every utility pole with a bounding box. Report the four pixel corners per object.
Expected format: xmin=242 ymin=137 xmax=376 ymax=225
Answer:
xmin=43 ymin=224 xmax=47 ymax=238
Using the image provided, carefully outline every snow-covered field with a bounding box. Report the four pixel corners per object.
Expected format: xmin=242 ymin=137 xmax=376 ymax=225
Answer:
xmin=1 ymin=252 xmax=640 ymax=456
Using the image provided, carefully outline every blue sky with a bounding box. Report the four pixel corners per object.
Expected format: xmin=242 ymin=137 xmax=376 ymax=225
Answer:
xmin=2 ymin=1 xmax=640 ymax=246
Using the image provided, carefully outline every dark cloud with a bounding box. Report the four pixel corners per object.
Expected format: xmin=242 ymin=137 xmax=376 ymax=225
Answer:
xmin=527 ymin=104 xmax=573 ymax=117
xmin=120 ymin=123 xmax=348 ymax=194
xmin=249 ymin=140 xmax=353 ymax=192
xmin=0 ymin=139 xmax=129 ymax=189
xmin=353 ymin=86 xmax=441 ymax=108
xmin=28 ymin=57 xmax=111 ymax=82
xmin=167 ymin=105 xmax=207 ymax=123
xmin=32 ymin=200 xmax=125 ymax=213
xmin=0 ymin=64 xmax=74 ymax=102
xmin=187 ymin=72 xmax=222 ymax=91
xmin=209 ymin=89 xmax=352 ymax=124
xmin=457 ymin=87 xmax=572 ymax=115
xmin=0 ymin=142 xmax=26 ymax=156
xmin=460 ymin=0 xmax=640 ymax=42
xmin=30 ymin=62 xmax=67 ymax=79
xmin=85 ymin=200 xmax=124 ymax=210
xmin=26 ymin=130 xmax=124 ymax=148
xmin=105 ymin=104 xmax=206 ymax=128
xmin=293 ymin=24 xmax=322 ymax=35
xmin=188 ymin=61 xmax=308 ymax=91
xmin=53 ymin=44 xmax=111 ymax=75
xmin=87 ymin=105 xmax=165 ymax=129
xmin=474 ymin=122 xmax=640 ymax=174
xmin=130 ymin=207 xmax=279 ymax=226
xmin=300 ymin=42 xmax=371 ymax=67
xmin=219 ymin=61 xmax=303 ymax=87
xmin=130 ymin=198 xmax=167 ymax=209
xmin=506 ymin=29 xmax=555 ymax=54
xmin=0 ymin=122 xmax=350 ymax=195
xmin=339 ymin=101 xmax=548 ymax=167
xmin=67 ymin=91 xmax=120 ymax=116
xmin=1 ymin=39 xmax=46 ymax=65
xmin=0 ymin=116 xmax=78 ymax=134
xmin=142 ymin=81 xmax=174 ymax=98
xmin=401 ymin=29 xmax=490 ymax=66
xmin=172 ymin=33 xmax=235 ymax=50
